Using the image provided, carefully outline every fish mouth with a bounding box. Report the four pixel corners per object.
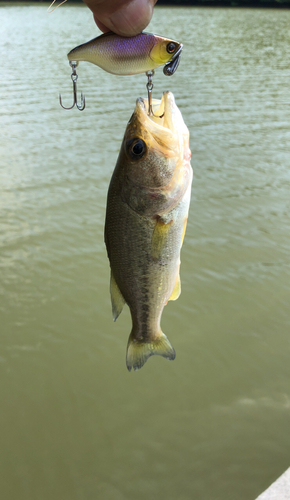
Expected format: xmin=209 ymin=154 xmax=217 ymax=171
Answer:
xmin=135 ymin=91 xmax=180 ymax=134
xmin=126 ymin=91 xmax=188 ymax=158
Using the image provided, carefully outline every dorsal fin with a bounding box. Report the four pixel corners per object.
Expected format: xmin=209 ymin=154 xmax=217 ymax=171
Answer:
xmin=110 ymin=271 xmax=126 ymax=322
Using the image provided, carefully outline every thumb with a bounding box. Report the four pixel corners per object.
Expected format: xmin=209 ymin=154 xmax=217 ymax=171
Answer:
xmin=85 ymin=0 xmax=157 ymax=37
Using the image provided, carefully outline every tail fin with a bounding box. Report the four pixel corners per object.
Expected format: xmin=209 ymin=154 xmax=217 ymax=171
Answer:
xmin=126 ymin=331 xmax=176 ymax=372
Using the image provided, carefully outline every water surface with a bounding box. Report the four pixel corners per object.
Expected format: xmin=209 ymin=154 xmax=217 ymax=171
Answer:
xmin=1 ymin=4 xmax=290 ymax=499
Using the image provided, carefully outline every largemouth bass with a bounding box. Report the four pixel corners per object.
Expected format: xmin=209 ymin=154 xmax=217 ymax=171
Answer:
xmin=105 ymin=92 xmax=192 ymax=371
xmin=67 ymin=32 xmax=182 ymax=76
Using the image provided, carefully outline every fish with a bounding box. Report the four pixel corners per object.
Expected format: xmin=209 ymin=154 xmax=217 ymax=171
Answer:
xmin=104 ymin=91 xmax=192 ymax=371
xmin=67 ymin=32 xmax=183 ymax=76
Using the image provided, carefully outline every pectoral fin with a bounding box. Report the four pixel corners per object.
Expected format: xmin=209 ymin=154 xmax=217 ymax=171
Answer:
xmin=110 ymin=271 xmax=125 ymax=321
xmin=169 ymin=273 xmax=181 ymax=301
xmin=151 ymin=217 xmax=173 ymax=260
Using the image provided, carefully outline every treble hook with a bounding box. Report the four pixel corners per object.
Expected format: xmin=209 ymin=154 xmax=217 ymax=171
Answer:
xmin=146 ymin=70 xmax=164 ymax=119
xmin=59 ymin=61 xmax=85 ymax=111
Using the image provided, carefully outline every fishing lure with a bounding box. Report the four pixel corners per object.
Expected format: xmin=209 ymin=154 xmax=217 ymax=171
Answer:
xmin=60 ymin=32 xmax=183 ymax=113
xmin=66 ymin=32 xmax=182 ymax=76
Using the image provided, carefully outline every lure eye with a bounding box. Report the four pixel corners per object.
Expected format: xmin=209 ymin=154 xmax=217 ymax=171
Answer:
xmin=127 ymin=138 xmax=147 ymax=160
xmin=166 ymin=42 xmax=177 ymax=54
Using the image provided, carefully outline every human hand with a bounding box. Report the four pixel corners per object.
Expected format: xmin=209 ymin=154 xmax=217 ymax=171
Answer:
xmin=82 ymin=0 xmax=158 ymax=37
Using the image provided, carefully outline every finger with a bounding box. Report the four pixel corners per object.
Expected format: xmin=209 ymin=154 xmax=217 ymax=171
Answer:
xmin=84 ymin=0 xmax=158 ymax=37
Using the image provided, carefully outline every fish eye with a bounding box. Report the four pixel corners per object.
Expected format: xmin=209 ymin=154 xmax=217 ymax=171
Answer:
xmin=127 ymin=138 xmax=147 ymax=160
xmin=166 ymin=42 xmax=177 ymax=54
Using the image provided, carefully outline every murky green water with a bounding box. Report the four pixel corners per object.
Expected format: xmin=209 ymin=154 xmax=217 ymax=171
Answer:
xmin=1 ymin=3 xmax=290 ymax=499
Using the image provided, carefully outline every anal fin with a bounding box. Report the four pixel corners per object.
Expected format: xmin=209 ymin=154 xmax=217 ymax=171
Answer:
xmin=110 ymin=271 xmax=125 ymax=321
xmin=169 ymin=272 xmax=181 ymax=301
xmin=181 ymin=217 xmax=188 ymax=247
